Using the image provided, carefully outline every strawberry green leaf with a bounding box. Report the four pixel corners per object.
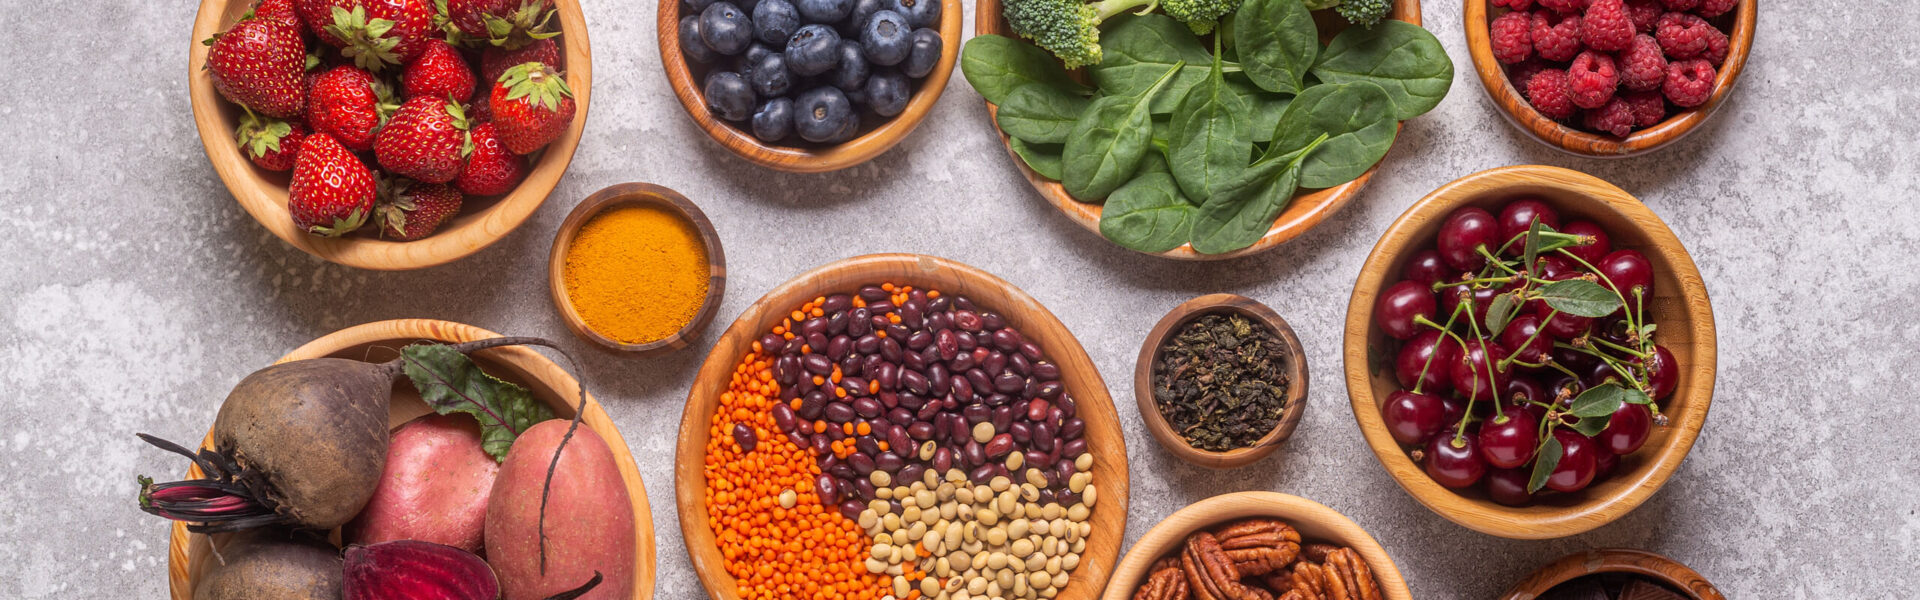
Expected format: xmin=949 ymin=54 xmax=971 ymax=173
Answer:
xmin=400 ymin=343 xmax=556 ymax=462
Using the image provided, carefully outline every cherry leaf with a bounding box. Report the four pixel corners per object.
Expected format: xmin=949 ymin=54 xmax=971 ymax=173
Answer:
xmin=1527 ymin=436 xmax=1563 ymax=493
xmin=1536 ymin=279 xmax=1621 ymax=318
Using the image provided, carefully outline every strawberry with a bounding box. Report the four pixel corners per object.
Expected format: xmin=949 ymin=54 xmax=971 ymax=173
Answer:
xmin=448 ymin=0 xmax=558 ymax=49
xmin=306 ymin=65 xmax=394 ymax=151
xmin=488 ymin=62 xmax=573 ymax=155
xmin=375 ymin=95 xmax=472 ymax=183
xmin=236 ymin=111 xmax=307 ymax=171
xmin=254 ymin=0 xmax=304 ymax=29
xmin=479 ymin=37 xmax=557 ymax=85
xmin=401 ymin=39 xmax=476 ymax=100
xmin=375 ymin=177 xmax=463 ymax=240
xmin=453 ymin=123 xmax=526 ymax=195
xmin=289 ymin=133 xmax=376 ymax=236
xmin=300 ymin=0 xmax=436 ymax=70
xmin=205 ymin=13 xmax=307 ymax=119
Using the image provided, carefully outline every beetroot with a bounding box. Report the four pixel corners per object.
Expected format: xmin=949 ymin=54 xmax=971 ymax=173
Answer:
xmin=343 ymin=540 xmax=500 ymax=600
xmin=193 ymin=530 xmax=342 ymax=600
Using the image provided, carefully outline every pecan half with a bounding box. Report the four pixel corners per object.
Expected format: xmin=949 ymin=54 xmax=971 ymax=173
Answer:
xmin=1284 ymin=561 xmax=1328 ymax=600
xmin=1212 ymin=519 xmax=1302 ymax=576
xmin=1322 ymin=548 xmax=1382 ymax=600
xmin=1181 ymin=532 xmax=1274 ymax=600
xmin=1301 ymin=543 xmax=1341 ymax=563
xmin=1134 ymin=558 xmax=1192 ymax=600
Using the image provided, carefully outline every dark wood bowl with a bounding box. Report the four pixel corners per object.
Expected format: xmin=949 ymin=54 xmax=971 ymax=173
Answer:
xmin=1499 ymin=548 xmax=1725 ymax=600
xmin=546 ymin=183 xmax=727 ymax=357
xmin=1133 ymin=294 xmax=1309 ymax=469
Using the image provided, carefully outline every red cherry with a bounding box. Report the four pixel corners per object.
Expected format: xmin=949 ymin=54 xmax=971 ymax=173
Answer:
xmin=1498 ymin=313 xmax=1552 ymax=364
xmin=1598 ymin=401 xmax=1652 ymax=455
xmin=1395 ymin=330 xmax=1460 ymax=393
xmin=1402 ymin=248 xmax=1457 ymax=285
xmin=1440 ymin=395 xmax=1468 ymax=427
xmin=1424 ymin=427 xmax=1487 ymax=489
xmin=1597 ymin=249 xmax=1655 ymax=311
xmin=1560 ymin=220 xmax=1612 ymax=265
xmin=1450 ymin=339 xmax=1511 ymax=402
xmin=1437 ymin=207 xmax=1500 ymax=272
xmin=1477 ymin=407 xmax=1540 ymax=469
xmin=1382 ymin=389 xmax=1448 ymax=445
xmin=1532 ymin=254 xmax=1578 ymax=280
xmin=1375 ymin=280 xmax=1438 ymax=340
xmin=1485 ymin=467 xmax=1534 ymax=506
xmin=1593 ymin=449 xmax=1619 ymax=482
xmin=1545 ymin=429 xmax=1598 ymax=493
xmin=1505 ymin=377 xmax=1552 ymax=417
xmin=1534 ymin=298 xmax=1593 ymax=340
xmin=1639 ymin=344 xmax=1678 ymax=400
xmin=1497 ymin=198 xmax=1563 ymax=256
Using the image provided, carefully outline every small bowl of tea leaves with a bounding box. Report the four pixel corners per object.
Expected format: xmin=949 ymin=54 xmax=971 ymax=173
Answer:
xmin=1134 ymin=294 xmax=1308 ymax=469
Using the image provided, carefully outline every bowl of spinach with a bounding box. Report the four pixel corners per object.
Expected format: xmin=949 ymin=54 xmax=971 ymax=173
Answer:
xmin=962 ymin=0 xmax=1451 ymax=259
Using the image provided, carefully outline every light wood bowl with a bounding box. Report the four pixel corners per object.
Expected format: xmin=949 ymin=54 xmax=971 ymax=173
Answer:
xmin=675 ymin=253 xmax=1131 ymax=600
xmin=165 ymin=319 xmax=655 ymax=600
xmin=658 ymin=0 xmax=963 ymax=172
xmin=1342 ymin=164 xmax=1715 ymax=539
xmin=547 ymin=182 xmax=727 ymax=356
xmin=1133 ymin=294 xmax=1308 ymax=469
xmin=1498 ymin=548 xmax=1725 ymax=600
xmin=1463 ymin=0 xmax=1754 ymax=157
xmin=188 ymin=0 xmax=593 ymax=270
xmin=1097 ymin=491 xmax=1410 ymax=600
xmin=975 ymin=0 xmax=1422 ymax=261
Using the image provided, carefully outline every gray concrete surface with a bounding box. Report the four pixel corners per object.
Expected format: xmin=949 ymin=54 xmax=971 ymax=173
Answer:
xmin=3 ymin=0 xmax=1915 ymax=597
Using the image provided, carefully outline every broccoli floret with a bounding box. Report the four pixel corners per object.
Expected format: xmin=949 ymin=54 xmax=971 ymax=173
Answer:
xmin=1002 ymin=0 xmax=1242 ymax=68
xmin=1333 ymin=0 xmax=1388 ymax=27
xmin=1301 ymin=0 xmax=1340 ymax=9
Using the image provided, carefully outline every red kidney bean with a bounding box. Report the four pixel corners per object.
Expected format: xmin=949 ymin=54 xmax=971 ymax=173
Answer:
xmin=1009 ymin=353 xmax=1031 ymax=376
xmin=1062 ymin=438 xmax=1088 ymax=459
xmin=868 ymin=301 xmax=895 ymax=314
xmin=904 ymin=349 xmax=927 ymax=372
xmin=811 ymin=433 xmax=833 ymax=455
xmin=827 ymin=311 xmax=849 ymax=336
xmin=926 ymin=363 xmax=949 ymax=394
xmin=956 ymin=331 xmax=978 ymax=351
xmin=954 ymin=310 xmax=982 ymax=331
xmin=733 ymin=423 xmax=757 ymax=453
xmin=887 ymin=323 xmax=912 ymax=340
xmin=806 ymin=332 xmax=829 ymax=353
xmin=839 ymin=354 xmax=864 ymax=377
xmin=1019 ymin=341 xmax=1044 ymax=361
xmin=1036 ymin=381 xmax=1063 ymax=400
xmin=898 ymin=391 xmax=924 ymax=410
xmin=1056 ymin=490 xmax=1077 ymax=506
xmin=799 ymin=391 xmax=828 ymax=419
xmin=865 ymin=356 xmax=888 ymax=382
xmin=827 ymin=335 xmax=851 ymax=360
xmin=774 ymin=356 xmax=799 ymax=384
xmin=1049 ymin=406 xmax=1066 ymax=428
xmin=969 ymin=464 xmax=998 ymax=483
xmin=880 ymin=337 xmax=903 ymax=362
xmin=1024 ymin=450 xmax=1049 ymax=469
xmin=842 ymin=377 xmax=869 ymax=398
xmin=1026 ymin=399 xmax=1051 ymax=422
xmin=887 ymin=424 xmax=911 ymax=449
xmin=953 ymin=296 xmax=976 ymax=312
xmin=855 ymin=334 xmax=881 ymax=354
xmin=950 ymin=374 xmax=975 ymax=401
xmin=963 ymin=441 xmax=986 ymax=468
xmin=787 ymin=431 xmax=808 ymax=447
xmin=771 ymin=403 xmax=798 ymax=432
xmin=829 ymin=463 xmax=855 ymax=481
xmin=948 ymin=350 xmax=976 ymax=372
xmin=981 ymin=312 xmax=1006 ymax=331
xmin=926 ymin=310 xmax=951 ymax=331
xmin=966 ymin=369 xmax=993 ymax=395
xmin=935 ymin=329 xmax=959 ymax=360
xmin=932 ymin=447 xmax=954 ymax=472
xmin=962 ymin=404 xmax=991 ymax=425
xmin=1060 ymin=417 xmax=1085 ymax=441
xmin=929 ymin=295 xmax=951 ymax=313
xmin=848 ymin=452 xmax=876 ymax=475
xmin=985 ymin=434 xmax=1014 ymax=459
xmin=993 ymin=372 xmax=1025 ymax=394
xmin=855 ymin=435 xmax=880 ymax=456
xmin=992 ymin=328 xmax=1022 ymax=351
xmin=901 ymin=304 xmax=924 ymax=329
xmin=801 ymin=317 xmax=829 ymax=337
xmin=1037 ymin=489 xmax=1057 ymax=505
xmin=1057 ymin=395 xmax=1077 ymax=418
xmin=908 ymin=421 xmax=936 ymax=441
xmin=914 ymin=402 xmax=941 ymax=421
xmin=875 ymin=452 xmax=904 ymax=473
xmin=886 ymin=407 xmax=913 ymax=427
xmin=985 ymin=393 xmax=1011 ymax=407
xmin=825 ymin=403 xmax=855 ymax=423
xmin=859 ymin=286 xmax=888 ymax=301
xmin=761 ymin=334 xmax=787 ymax=354
xmin=983 ymin=352 xmax=1007 ymax=376
xmin=1032 ymin=421 xmax=1055 ymax=452
xmin=991 ymin=405 xmax=1014 ymax=432
xmin=1033 ymin=361 xmax=1060 ymax=381
xmin=822 ymin=293 xmax=852 ymax=314
xmin=852 ymin=397 xmax=881 ymax=418
xmin=852 ymin=480 xmax=877 ymax=502
xmin=900 ymin=369 xmax=930 ymax=395
xmin=847 ymin=308 xmax=872 ymax=336
xmin=1010 ymin=422 xmax=1032 ymax=444
xmin=1053 ymin=460 xmax=1075 ymax=485
xmin=802 ymin=354 xmax=833 ymax=375
xmin=817 ymin=475 xmax=840 ymax=504
xmin=899 ymin=464 xmax=927 ymax=485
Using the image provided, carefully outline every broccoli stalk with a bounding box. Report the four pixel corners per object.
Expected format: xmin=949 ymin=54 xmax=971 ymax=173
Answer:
xmin=1002 ymin=0 xmax=1242 ymax=68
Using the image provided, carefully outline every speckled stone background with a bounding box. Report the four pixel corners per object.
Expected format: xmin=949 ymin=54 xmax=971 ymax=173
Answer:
xmin=4 ymin=0 xmax=1917 ymax=597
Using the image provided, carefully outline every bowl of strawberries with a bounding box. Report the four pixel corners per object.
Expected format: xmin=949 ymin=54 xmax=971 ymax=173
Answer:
xmin=189 ymin=0 xmax=592 ymax=269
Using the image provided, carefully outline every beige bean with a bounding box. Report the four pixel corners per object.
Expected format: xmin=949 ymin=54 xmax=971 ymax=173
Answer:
xmin=1029 ymin=571 xmax=1052 ymax=589
xmin=1075 ymin=453 xmax=1092 ymax=471
xmin=1082 ymin=485 xmax=1097 ymax=507
xmin=1040 ymin=504 xmax=1063 ymax=520
xmin=989 ymin=476 xmax=1012 ymax=492
xmin=1024 ymin=469 xmax=1047 ymax=488
xmin=972 ymin=422 xmax=995 ymax=443
xmin=1067 ymin=472 xmax=1089 ymax=493
xmin=877 ymin=486 xmax=894 ymax=500
xmin=986 ymin=527 xmax=1008 ymax=546
xmin=860 ymin=510 xmax=880 ymax=529
xmin=866 ymin=557 xmax=888 ymax=574
xmin=1062 ymin=553 xmax=1079 ymax=572
xmin=1067 ymin=504 xmax=1089 ymax=522
xmin=986 ymin=551 xmax=1009 ymax=570
xmin=967 ymin=577 xmax=988 ymax=595
xmin=1009 ymin=538 xmax=1035 ymax=557
xmin=1005 ymin=451 xmax=1024 ymax=471
xmin=978 ymin=508 xmax=1000 ymax=526
xmin=872 ymin=470 xmax=894 ymax=488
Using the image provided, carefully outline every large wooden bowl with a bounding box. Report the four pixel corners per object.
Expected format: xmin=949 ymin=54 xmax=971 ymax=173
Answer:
xmin=165 ymin=319 xmax=655 ymax=600
xmin=1133 ymin=294 xmax=1308 ymax=469
xmin=1463 ymin=0 xmax=1754 ymax=157
xmin=975 ymin=0 xmax=1421 ymax=261
xmin=188 ymin=1 xmax=593 ymax=270
xmin=1097 ymin=492 xmax=1410 ymax=600
xmin=675 ymin=253 xmax=1131 ymax=600
xmin=547 ymin=182 xmax=728 ymax=356
xmin=658 ymin=0 xmax=963 ymax=172
xmin=1342 ymin=165 xmax=1715 ymax=539
xmin=1499 ymin=548 xmax=1724 ymax=600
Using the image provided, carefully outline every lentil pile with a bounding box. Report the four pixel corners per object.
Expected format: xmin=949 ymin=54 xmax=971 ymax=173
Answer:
xmin=706 ymin=284 xmax=1100 ymax=600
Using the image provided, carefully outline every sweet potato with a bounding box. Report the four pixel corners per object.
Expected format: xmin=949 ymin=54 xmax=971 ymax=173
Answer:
xmin=485 ymin=420 xmax=635 ymax=600
xmin=345 ymin=414 xmax=499 ymax=552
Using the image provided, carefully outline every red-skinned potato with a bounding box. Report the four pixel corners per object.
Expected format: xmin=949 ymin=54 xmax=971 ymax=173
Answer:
xmin=486 ymin=419 xmax=635 ymax=599
xmin=346 ymin=414 xmax=499 ymax=552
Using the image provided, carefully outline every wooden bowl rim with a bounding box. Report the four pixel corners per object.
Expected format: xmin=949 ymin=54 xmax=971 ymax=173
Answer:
xmin=656 ymin=0 xmax=964 ymax=173
xmin=1497 ymin=548 xmax=1725 ymax=600
xmin=1131 ymin=293 xmax=1309 ymax=469
xmin=546 ymin=182 xmax=728 ymax=356
xmin=164 ymin=318 xmax=657 ymax=600
xmin=672 ymin=253 xmax=1131 ymax=600
xmin=1461 ymin=0 xmax=1755 ymax=158
xmin=1341 ymin=164 xmax=1716 ymax=539
xmin=1096 ymin=491 xmax=1410 ymax=600
xmin=971 ymin=0 xmax=1422 ymax=261
xmin=187 ymin=0 xmax=593 ymax=270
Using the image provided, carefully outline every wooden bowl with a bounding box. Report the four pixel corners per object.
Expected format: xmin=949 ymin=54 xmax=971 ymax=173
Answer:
xmin=975 ymin=0 xmax=1422 ymax=261
xmin=1498 ymin=548 xmax=1725 ymax=600
xmin=547 ymin=182 xmax=727 ymax=356
xmin=1133 ymin=294 xmax=1308 ymax=469
xmin=675 ymin=253 xmax=1131 ymax=600
xmin=657 ymin=0 xmax=963 ymax=172
xmin=1098 ymin=491 xmax=1410 ymax=600
xmin=1463 ymin=0 xmax=1755 ymax=157
xmin=1342 ymin=164 xmax=1715 ymax=539
xmin=187 ymin=0 xmax=593 ymax=270
xmin=165 ymin=319 xmax=656 ymax=600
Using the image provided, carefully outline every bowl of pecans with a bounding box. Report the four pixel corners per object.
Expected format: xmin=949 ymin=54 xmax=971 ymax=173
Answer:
xmin=1101 ymin=491 xmax=1409 ymax=600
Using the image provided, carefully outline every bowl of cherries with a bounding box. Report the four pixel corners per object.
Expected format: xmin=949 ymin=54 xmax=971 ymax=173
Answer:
xmin=1343 ymin=164 xmax=1716 ymax=539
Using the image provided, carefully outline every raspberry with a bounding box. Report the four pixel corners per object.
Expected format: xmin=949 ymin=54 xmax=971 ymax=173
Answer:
xmin=1622 ymin=90 xmax=1666 ymax=127
xmin=1580 ymin=0 xmax=1634 ymax=51
xmin=1566 ymin=51 xmax=1619 ymax=109
xmin=1695 ymin=0 xmax=1734 ymax=17
xmin=1508 ymin=59 xmax=1550 ymax=90
xmin=1701 ymin=26 xmax=1729 ymax=65
xmin=1532 ymin=12 xmax=1585 ymax=62
xmin=1656 ymin=12 xmax=1714 ymax=58
xmin=1493 ymin=0 xmax=1535 ymax=10
xmin=1618 ymin=34 xmax=1668 ymax=90
xmin=1624 ymin=0 xmax=1662 ymax=31
xmin=1659 ymin=0 xmax=1698 ymax=10
xmin=1663 ymin=59 xmax=1715 ymax=107
xmin=1583 ymin=96 xmax=1638 ymax=136
xmin=1492 ymin=11 xmax=1535 ymax=64
xmin=1540 ymin=0 xmax=1589 ymax=14
xmin=1526 ymin=68 xmax=1577 ymax=119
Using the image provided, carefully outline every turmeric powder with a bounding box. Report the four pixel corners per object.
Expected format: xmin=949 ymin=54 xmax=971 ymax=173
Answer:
xmin=562 ymin=204 xmax=709 ymax=344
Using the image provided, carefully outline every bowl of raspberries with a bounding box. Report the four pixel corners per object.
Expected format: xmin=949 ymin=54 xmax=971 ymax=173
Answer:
xmin=659 ymin=0 xmax=961 ymax=172
xmin=1466 ymin=0 xmax=1752 ymax=157
xmin=188 ymin=0 xmax=592 ymax=269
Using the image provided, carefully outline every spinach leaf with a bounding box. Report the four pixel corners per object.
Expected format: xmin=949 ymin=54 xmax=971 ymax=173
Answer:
xmin=1229 ymin=80 xmax=1291 ymax=143
xmin=1099 ymin=172 xmax=1196 ymax=253
xmin=1267 ymin=81 xmax=1398 ymax=188
xmin=1091 ymin=14 xmax=1222 ymax=113
xmin=1189 ymin=133 xmax=1327 ymax=254
xmin=1063 ymin=61 xmax=1184 ymax=200
xmin=995 ymin=83 xmax=1093 ymax=144
xmin=1232 ymin=0 xmax=1318 ymax=94
xmin=1009 ymin=138 xmax=1064 ymax=180
xmin=1310 ymin=20 xmax=1454 ymax=120
xmin=1167 ymin=38 xmax=1251 ymax=204
xmin=961 ymin=35 xmax=1091 ymax=105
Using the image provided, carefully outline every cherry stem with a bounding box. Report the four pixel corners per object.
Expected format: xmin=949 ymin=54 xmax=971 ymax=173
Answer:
xmin=1499 ymin=307 xmax=1556 ymax=367
xmin=1555 ymin=341 xmax=1651 ymax=393
xmin=1591 ymin=336 xmax=1649 ymax=359
xmin=1411 ymin=303 xmax=1466 ymax=396
xmin=1453 ymin=299 xmax=1496 ymax=444
xmin=1476 ymin=246 xmax=1521 ymax=276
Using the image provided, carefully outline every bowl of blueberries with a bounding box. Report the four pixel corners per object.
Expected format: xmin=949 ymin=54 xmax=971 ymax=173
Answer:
xmin=660 ymin=0 xmax=961 ymax=172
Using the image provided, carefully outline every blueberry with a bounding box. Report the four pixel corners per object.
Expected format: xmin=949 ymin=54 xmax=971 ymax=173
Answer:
xmin=752 ymin=97 xmax=794 ymax=142
xmin=860 ymin=10 xmax=911 ymax=66
xmin=828 ymin=40 xmax=870 ymax=93
xmin=679 ymin=15 xmax=718 ymax=63
xmin=793 ymin=86 xmax=854 ymax=142
xmin=683 ymin=0 xmax=717 ymax=14
xmin=864 ymin=68 xmax=909 ymax=116
xmin=784 ymin=24 xmax=841 ymax=76
xmin=795 ymin=0 xmax=851 ymax=24
xmin=830 ymin=108 xmax=862 ymax=142
xmin=884 ymin=0 xmax=939 ymax=29
xmin=901 ymin=28 xmax=940 ymax=78
xmin=734 ymin=0 xmax=760 ymax=15
xmin=840 ymin=0 xmax=884 ymax=36
xmin=748 ymin=52 xmax=792 ymax=97
xmin=704 ymin=71 xmax=756 ymax=121
xmin=744 ymin=42 xmax=774 ymax=67
xmin=751 ymin=0 xmax=800 ymax=46
xmin=699 ymin=2 xmax=754 ymax=55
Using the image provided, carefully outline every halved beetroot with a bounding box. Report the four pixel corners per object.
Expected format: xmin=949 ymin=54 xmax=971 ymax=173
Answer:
xmin=343 ymin=540 xmax=500 ymax=600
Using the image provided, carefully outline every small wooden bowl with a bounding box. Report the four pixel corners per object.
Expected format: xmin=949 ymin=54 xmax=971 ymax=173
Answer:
xmin=1098 ymin=491 xmax=1410 ymax=600
xmin=1498 ymin=548 xmax=1725 ymax=600
xmin=546 ymin=182 xmax=727 ymax=356
xmin=1342 ymin=164 xmax=1716 ymax=539
xmin=165 ymin=319 xmax=656 ymax=600
xmin=658 ymin=0 xmax=963 ymax=172
xmin=187 ymin=0 xmax=593 ymax=270
xmin=975 ymin=0 xmax=1422 ymax=261
xmin=1463 ymin=0 xmax=1755 ymax=157
xmin=1133 ymin=294 xmax=1309 ymax=469
xmin=675 ymin=253 xmax=1131 ymax=600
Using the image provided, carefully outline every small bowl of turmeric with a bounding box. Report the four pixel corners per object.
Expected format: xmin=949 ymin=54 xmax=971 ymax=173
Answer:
xmin=548 ymin=182 xmax=726 ymax=356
